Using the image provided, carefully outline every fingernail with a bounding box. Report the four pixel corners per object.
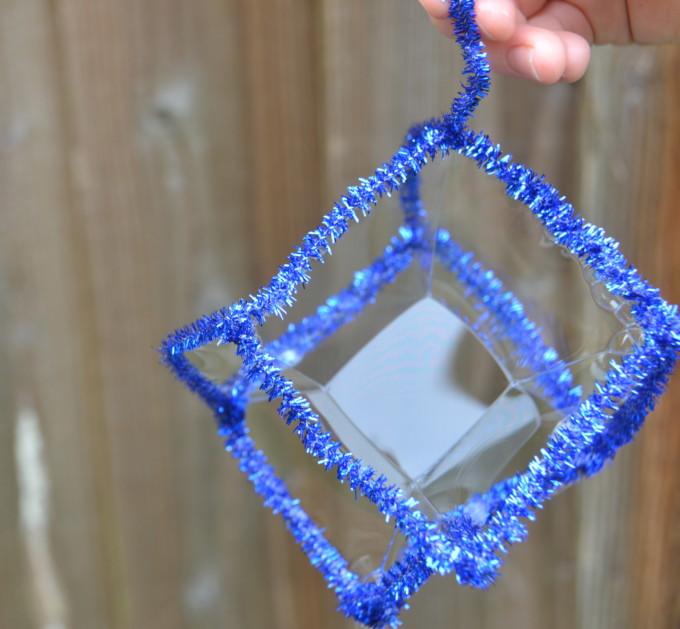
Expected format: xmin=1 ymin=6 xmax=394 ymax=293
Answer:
xmin=507 ymin=46 xmax=540 ymax=82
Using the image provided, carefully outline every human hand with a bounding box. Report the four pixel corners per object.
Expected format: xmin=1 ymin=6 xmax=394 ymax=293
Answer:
xmin=419 ymin=0 xmax=680 ymax=83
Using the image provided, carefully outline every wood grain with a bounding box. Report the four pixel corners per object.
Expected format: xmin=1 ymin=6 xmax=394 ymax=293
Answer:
xmin=0 ymin=1 xmax=115 ymax=627
xmin=631 ymin=44 xmax=680 ymax=629
xmin=0 ymin=2 xmax=677 ymax=628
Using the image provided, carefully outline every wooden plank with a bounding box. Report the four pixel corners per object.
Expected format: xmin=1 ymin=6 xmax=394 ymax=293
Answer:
xmin=45 ymin=1 xmax=258 ymax=627
xmin=239 ymin=3 xmax=341 ymax=627
xmin=630 ymin=45 xmax=680 ymax=629
xmin=569 ymin=45 xmax=672 ymax=629
xmin=0 ymin=1 xmax=118 ymax=627
xmin=242 ymin=0 xmax=325 ymax=281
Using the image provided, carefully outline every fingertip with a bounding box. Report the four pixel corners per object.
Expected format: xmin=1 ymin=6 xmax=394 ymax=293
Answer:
xmin=506 ymin=27 xmax=567 ymax=84
xmin=560 ymin=31 xmax=591 ymax=82
xmin=418 ymin=0 xmax=450 ymax=20
xmin=475 ymin=0 xmax=517 ymax=41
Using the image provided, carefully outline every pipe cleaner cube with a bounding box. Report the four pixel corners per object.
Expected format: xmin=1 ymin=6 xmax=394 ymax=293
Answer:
xmin=161 ymin=1 xmax=679 ymax=626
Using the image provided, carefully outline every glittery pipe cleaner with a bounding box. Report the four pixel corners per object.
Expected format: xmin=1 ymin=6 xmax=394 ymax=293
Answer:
xmin=160 ymin=0 xmax=679 ymax=625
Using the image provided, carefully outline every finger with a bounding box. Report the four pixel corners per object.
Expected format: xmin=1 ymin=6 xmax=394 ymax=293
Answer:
xmin=528 ymin=0 xmax=594 ymax=42
xmin=627 ymin=0 xmax=680 ymax=44
xmin=505 ymin=24 xmax=568 ymax=84
xmin=421 ymin=0 xmax=520 ymax=41
xmin=418 ymin=0 xmax=450 ymax=20
xmin=419 ymin=0 xmax=591 ymax=84
xmin=558 ymin=30 xmax=591 ymax=81
xmin=475 ymin=0 xmax=519 ymax=41
xmin=483 ymin=40 xmax=526 ymax=76
xmin=497 ymin=24 xmax=591 ymax=84
xmin=513 ymin=0 xmax=547 ymax=19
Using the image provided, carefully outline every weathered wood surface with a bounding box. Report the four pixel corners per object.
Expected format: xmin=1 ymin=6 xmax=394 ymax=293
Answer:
xmin=629 ymin=45 xmax=680 ymax=629
xmin=0 ymin=1 xmax=678 ymax=628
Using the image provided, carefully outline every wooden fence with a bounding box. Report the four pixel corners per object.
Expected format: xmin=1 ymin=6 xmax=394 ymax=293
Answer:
xmin=0 ymin=1 xmax=678 ymax=627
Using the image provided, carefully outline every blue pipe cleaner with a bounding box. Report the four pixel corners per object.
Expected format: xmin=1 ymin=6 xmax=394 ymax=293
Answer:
xmin=161 ymin=1 xmax=680 ymax=626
